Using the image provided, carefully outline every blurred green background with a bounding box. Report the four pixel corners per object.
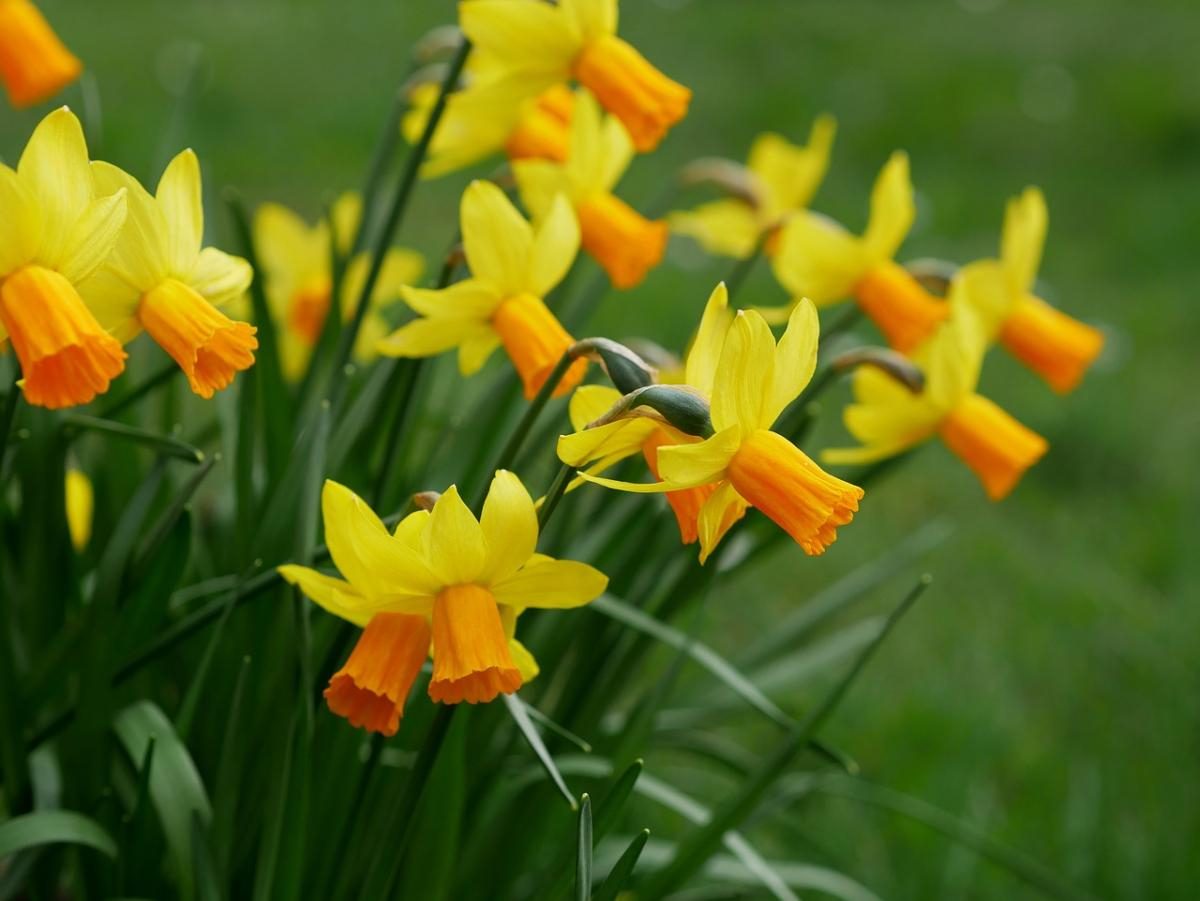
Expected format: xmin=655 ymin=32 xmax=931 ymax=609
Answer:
xmin=9 ymin=0 xmax=1197 ymax=896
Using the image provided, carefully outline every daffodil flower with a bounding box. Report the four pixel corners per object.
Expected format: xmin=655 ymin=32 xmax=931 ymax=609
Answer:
xmin=558 ymin=286 xmax=744 ymax=552
xmin=407 ymin=73 xmax=576 ymax=178
xmin=824 ymin=305 xmax=1048 ymax=500
xmin=515 ymin=88 xmax=667 ymax=289
xmin=0 ymin=107 xmax=127 ymax=409
xmin=564 ymin=284 xmax=864 ymax=561
xmin=670 ymin=116 xmax=836 ymax=260
xmin=253 ymin=194 xmax=424 ymax=380
xmin=952 ymin=187 xmax=1104 ymax=394
xmin=65 ymin=466 xmax=93 ymax=551
xmin=279 ymin=473 xmax=607 ymax=735
xmin=378 ymin=180 xmax=587 ymax=399
xmin=460 ymin=0 xmax=690 ymax=152
xmin=0 ymin=0 xmax=81 ymax=108
xmin=770 ymin=151 xmax=947 ymax=351
xmin=79 ymin=151 xmax=257 ymax=399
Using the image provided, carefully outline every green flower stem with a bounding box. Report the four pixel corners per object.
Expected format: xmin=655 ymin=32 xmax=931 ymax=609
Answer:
xmin=0 ymin=363 xmax=21 ymax=466
xmin=329 ymin=38 xmax=471 ymax=404
xmin=349 ymin=80 xmax=414 ymax=256
xmin=640 ymin=575 xmax=930 ymax=898
xmin=724 ymin=234 xmax=767 ymax=301
xmin=370 ymin=360 xmax=422 ymax=506
xmin=538 ymin=463 xmax=577 ymax=531
xmin=62 ymin=414 xmax=205 ymax=464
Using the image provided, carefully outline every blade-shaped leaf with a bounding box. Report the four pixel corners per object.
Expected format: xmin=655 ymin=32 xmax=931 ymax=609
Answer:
xmin=502 ymin=693 xmax=576 ymax=810
xmin=0 ymin=810 xmax=116 ymax=860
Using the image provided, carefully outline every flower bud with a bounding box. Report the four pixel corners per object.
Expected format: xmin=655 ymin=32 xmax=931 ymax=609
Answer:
xmin=575 ymin=337 xmax=656 ymax=394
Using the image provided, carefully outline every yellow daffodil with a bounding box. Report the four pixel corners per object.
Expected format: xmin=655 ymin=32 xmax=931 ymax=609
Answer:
xmin=564 ymin=284 xmax=864 ymax=561
xmin=408 ymin=73 xmax=576 ymax=178
xmin=952 ymin=187 xmax=1104 ymax=394
xmin=824 ymin=304 xmax=1048 ymax=500
xmin=65 ymin=466 xmax=93 ymax=551
xmin=771 ymin=151 xmax=947 ymax=351
xmin=460 ymin=0 xmax=690 ymax=152
xmin=0 ymin=0 xmax=81 ymax=109
xmin=279 ymin=473 xmax=607 ymax=735
xmin=253 ymin=194 xmax=424 ymax=380
xmin=670 ymin=116 xmax=837 ymax=259
xmin=378 ymin=180 xmax=587 ymax=399
xmin=0 ymin=107 xmax=127 ymax=409
xmin=515 ymin=89 xmax=667 ymax=289
xmin=79 ymin=151 xmax=257 ymax=399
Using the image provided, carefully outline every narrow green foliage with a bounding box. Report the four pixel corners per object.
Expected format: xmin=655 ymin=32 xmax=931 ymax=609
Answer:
xmin=63 ymin=413 xmax=204 ymax=463
xmin=593 ymin=830 xmax=649 ymax=901
xmin=576 ymin=794 xmax=593 ymax=901
xmin=503 ymin=693 xmax=577 ymax=810
xmin=0 ymin=810 xmax=117 ymax=860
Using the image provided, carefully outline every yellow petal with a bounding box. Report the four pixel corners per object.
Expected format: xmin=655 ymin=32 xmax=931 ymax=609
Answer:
xmin=683 ymin=282 xmax=731 ymax=396
xmin=769 ymin=212 xmax=865 ymax=304
xmin=253 ymin=202 xmax=325 ymax=286
xmin=321 ymin=480 xmax=439 ymax=599
xmin=711 ymin=309 xmax=775 ymax=433
xmin=331 ymin=192 xmax=362 ymax=255
xmin=18 ymin=107 xmax=91 ymax=261
xmin=513 ymin=158 xmax=572 ymax=223
xmin=565 ymin=88 xmax=632 ymax=194
xmin=861 ymin=150 xmax=914 ymax=264
xmin=376 ymin=316 xmax=489 ymax=360
xmin=947 ymin=260 xmax=1011 ymax=338
xmin=821 ymin=440 xmax=915 ymax=467
xmin=461 ymin=180 xmax=534 ymax=295
xmin=747 ymin=115 xmax=836 ymax=215
xmin=669 ymin=199 xmax=761 ymax=260
xmin=392 ymin=508 xmax=430 ymax=549
xmin=0 ymin=163 xmax=42 ymax=275
xmin=188 ymin=247 xmax=252 ymax=307
xmin=458 ymin=329 xmax=503 ymax=375
xmin=1000 ymin=186 xmax=1046 ymax=296
xmin=90 ymin=161 xmax=167 ymax=289
xmin=695 ymin=480 xmax=748 ymax=565
xmin=567 ymin=383 xmax=622 ymax=429
xmin=492 ymin=554 xmax=607 ymax=610
xmin=654 ymin=426 xmax=741 ymax=487
xmin=918 ymin=312 xmax=986 ymax=411
xmin=278 ymin=564 xmax=371 ymax=627
xmin=400 ymin=278 xmax=500 ymax=320
xmin=765 ymin=297 xmax=819 ymax=427
xmin=560 ymin=0 xmax=617 ymax=39
xmin=57 ymin=190 xmax=127 ymax=285
xmin=424 ymin=484 xmax=485 ymax=586
xmin=508 ymin=638 xmax=541 ymax=683
xmin=480 ymin=470 xmax=538 ymax=582
xmin=458 ymin=0 xmax=581 ymax=74
xmin=156 ymin=149 xmax=204 ymax=274
xmin=65 ymin=467 xmax=93 ymax=551
xmin=556 ymin=418 xmax=651 ymax=468
xmin=527 ymin=193 xmax=580 ymax=297
xmin=76 ymin=266 xmax=141 ymax=342
xmin=369 ymin=248 xmax=425 ymax=305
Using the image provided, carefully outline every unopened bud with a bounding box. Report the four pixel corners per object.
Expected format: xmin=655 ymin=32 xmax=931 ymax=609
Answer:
xmin=831 ymin=347 xmax=925 ymax=393
xmin=413 ymin=26 xmax=465 ymax=64
xmin=904 ymin=258 xmax=959 ymax=297
xmin=574 ymin=338 xmax=656 ymax=394
xmin=588 ymin=385 xmax=714 ymax=439
xmin=411 ymin=491 xmax=441 ymax=511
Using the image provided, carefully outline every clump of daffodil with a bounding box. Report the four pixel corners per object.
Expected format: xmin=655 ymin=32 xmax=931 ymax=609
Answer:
xmin=253 ymin=194 xmax=424 ymax=380
xmin=407 ymin=63 xmax=577 ymax=178
xmin=563 ymin=283 xmax=864 ymax=561
xmin=378 ymin=180 xmax=587 ymax=399
xmin=460 ymin=0 xmax=691 ymax=152
xmin=80 ymin=151 xmax=257 ymax=399
xmin=824 ymin=304 xmax=1048 ymax=500
xmin=0 ymin=0 xmax=81 ymax=108
xmin=770 ymin=151 xmax=948 ymax=351
xmin=952 ymin=187 xmax=1104 ymax=394
xmin=670 ymin=115 xmax=836 ymax=260
xmin=65 ymin=466 xmax=93 ymax=551
xmin=0 ymin=107 xmax=127 ymax=409
xmin=279 ymin=472 xmax=607 ymax=735
xmin=514 ymin=88 xmax=667 ymax=289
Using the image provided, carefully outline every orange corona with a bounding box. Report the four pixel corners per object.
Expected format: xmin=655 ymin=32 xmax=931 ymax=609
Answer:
xmin=577 ymin=193 xmax=668 ymax=290
xmin=491 ymin=292 xmax=586 ymax=399
xmin=999 ymin=296 xmax=1104 ymax=395
xmin=854 ymin=260 xmax=948 ymax=354
xmin=429 ymin=584 xmax=522 ymax=705
xmin=0 ymin=0 xmax=81 ymax=108
xmin=324 ymin=612 xmax=431 ymax=736
xmin=938 ymin=393 xmax=1048 ymax=501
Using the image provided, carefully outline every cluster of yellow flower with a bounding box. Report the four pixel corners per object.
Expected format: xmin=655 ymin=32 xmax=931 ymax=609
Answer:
xmin=1 ymin=0 xmax=1103 ymax=739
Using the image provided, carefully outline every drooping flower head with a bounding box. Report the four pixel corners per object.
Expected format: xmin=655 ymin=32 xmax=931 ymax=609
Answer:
xmin=253 ymin=195 xmax=424 ymax=380
xmin=0 ymin=0 xmax=81 ymax=108
xmin=279 ymin=473 xmax=607 ymax=735
xmin=952 ymin=187 xmax=1104 ymax=393
xmin=460 ymin=0 xmax=691 ymax=152
xmin=79 ymin=151 xmax=257 ymax=399
xmin=824 ymin=300 xmax=1048 ymax=500
xmin=378 ymin=180 xmax=587 ymax=399
xmin=770 ymin=151 xmax=947 ymax=350
xmin=0 ymin=107 xmax=127 ymax=409
xmin=514 ymin=88 xmax=667 ymax=289
xmin=670 ymin=116 xmax=836 ymax=259
xmin=562 ymin=284 xmax=864 ymax=562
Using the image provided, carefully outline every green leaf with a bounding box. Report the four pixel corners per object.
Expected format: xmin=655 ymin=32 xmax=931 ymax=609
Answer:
xmin=592 ymin=759 xmax=642 ymax=845
xmin=502 ymin=693 xmax=576 ymax=810
xmin=113 ymin=701 xmax=213 ymax=900
xmin=592 ymin=830 xmax=649 ymax=901
xmin=191 ymin=812 xmax=221 ymax=901
xmin=0 ymin=810 xmax=116 ymax=860
xmin=121 ymin=511 xmax=194 ymax=661
xmin=63 ymin=413 xmax=204 ymax=463
xmin=576 ymin=794 xmax=593 ymax=901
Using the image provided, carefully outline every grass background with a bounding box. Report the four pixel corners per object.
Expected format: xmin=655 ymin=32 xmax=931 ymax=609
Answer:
xmin=6 ymin=0 xmax=1197 ymax=896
